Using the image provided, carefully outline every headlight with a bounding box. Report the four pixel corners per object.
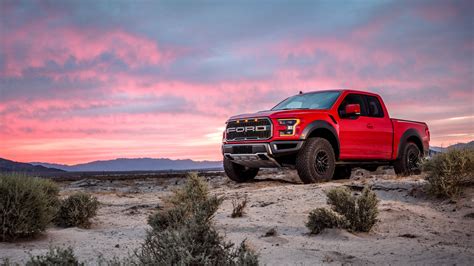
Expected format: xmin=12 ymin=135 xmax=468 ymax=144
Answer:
xmin=278 ymin=119 xmax=300 ymax=136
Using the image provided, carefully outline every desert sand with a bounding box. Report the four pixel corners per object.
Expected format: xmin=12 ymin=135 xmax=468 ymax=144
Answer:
xmin=1 ymin=169 xmax=473 ymax=265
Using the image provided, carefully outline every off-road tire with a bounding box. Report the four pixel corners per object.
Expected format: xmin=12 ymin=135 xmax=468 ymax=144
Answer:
xmin=333 ymin=166 xmax=352 ymax=179
xmin=296 ymin=137 xmax=336 ymax=183
xmin=223 ymin=158 xmax=259 ymax=182
xmin=393 ymin=142 xmax=422 ymax=176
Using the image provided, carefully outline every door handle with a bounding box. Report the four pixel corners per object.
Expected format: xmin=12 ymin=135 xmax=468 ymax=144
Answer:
xmin=367 ymin=123 xmax=374 ymax=129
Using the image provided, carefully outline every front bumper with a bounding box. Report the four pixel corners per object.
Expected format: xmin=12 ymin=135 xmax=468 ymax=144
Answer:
xmin=222 ymin=141 xmax=303 ymax=168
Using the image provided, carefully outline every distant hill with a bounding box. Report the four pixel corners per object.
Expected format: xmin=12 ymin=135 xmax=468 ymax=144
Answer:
xmin=31 ymin=158 xmax=223 ymax=172
xmin=429 ymin=140 xmax=474 ymax=155
xmin=0 ymin=158 xmax=65 ymax=173
xmin=447 ymin=140 xmax=474 ymax=150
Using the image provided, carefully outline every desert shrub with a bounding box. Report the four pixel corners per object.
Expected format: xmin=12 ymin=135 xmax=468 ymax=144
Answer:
xmin=354 ymin=187 xmax=379 ymax=232
xmin=326 ymin=187 xmax=357 ymax=223
xmin=0 ymin=173 xmax=59 ymax=241
xmin=147 ymin=206 xmax=188 ymax=232
xmin=306 ymin=208 xmax=349 ymax=234
xmin=231 ymin=196 xmax=248 ymax=218
xmin=424 ymin=149 xmax=474 ymax=198
xmin=327 ymin=187 xmax=379 ymax=232
xmin=41 ymin=180 xmax=61 ymax=217
xmin=26 ymin=247 xmax=82 ymax=266
xmin=54 ymin=192 xmax=99 ymax=228
xmin=148 ymin=173 xmax=222 ymax=232
xmin=307 ymin=186 xmax=379 ymax=234
xmin=140 ymin=218 xmax=258 ymax=265
xmin=143 ymin=173 xmax=258 ymax=265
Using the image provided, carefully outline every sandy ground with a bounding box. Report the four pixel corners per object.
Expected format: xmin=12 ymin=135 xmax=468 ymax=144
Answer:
xmin=1 ymin=169 xmax=473 ymax=265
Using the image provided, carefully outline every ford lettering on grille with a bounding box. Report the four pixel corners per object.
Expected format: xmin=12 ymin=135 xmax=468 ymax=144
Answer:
xmin=225 ymin=118 xmax=272 ymax=140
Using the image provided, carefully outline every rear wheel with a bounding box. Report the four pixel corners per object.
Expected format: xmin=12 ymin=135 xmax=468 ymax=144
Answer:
xmin=394 ymin=142 xmax=422 ymax=176
xmin=296 ymin=138 xmax=336 ymax=183
xmin=333 ymin=166 xmax=352 ymax=179
xmin=223 ymin=158 xmax=259 ymax=182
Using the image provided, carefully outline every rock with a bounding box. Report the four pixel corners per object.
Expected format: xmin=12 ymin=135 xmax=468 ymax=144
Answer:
xmin=464 ymin=213 xmax=474 ymax=219
xmin=262 ymin=227 xmax=277 ymax=237
xmin=399 ymin=233 xmax=417 ymax=238
xmin=70 ymin=179 xmax=101 ymax=187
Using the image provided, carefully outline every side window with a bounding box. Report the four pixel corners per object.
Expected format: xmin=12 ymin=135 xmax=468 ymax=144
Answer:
xmin=338 ymin=94 xmax=367 ymax=117
xmin=366 ymin=96 xmax=384 ymax=118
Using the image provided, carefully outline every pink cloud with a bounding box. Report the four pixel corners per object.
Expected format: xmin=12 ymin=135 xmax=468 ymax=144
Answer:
xmin=1 ymin=21 xmax=174 ymax=77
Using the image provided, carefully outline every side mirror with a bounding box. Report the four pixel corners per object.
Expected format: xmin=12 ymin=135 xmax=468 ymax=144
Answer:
xmin=345 ymin=104 xmax=361 ymax=116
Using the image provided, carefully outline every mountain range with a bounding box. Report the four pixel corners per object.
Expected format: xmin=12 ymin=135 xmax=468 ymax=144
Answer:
xmin=30 ymin=158 xmax=222 ymax=172
xmin=0 ymin=158 xmax=65 ymax=173
xmin=1 ymin=141 xmax=472 ymax=173
xmin=429 ymin=140 xmax=474 ymax=153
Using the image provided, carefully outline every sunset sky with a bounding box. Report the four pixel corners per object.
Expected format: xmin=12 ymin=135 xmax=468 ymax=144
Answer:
xmin=1 ymin=0 xmax=473 ymax=164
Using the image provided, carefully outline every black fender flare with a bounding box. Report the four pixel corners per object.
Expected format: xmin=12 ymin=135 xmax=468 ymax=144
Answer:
xmin=300 ymin=120 xmax=340 ymax=157
xmin=397 ymin=128 xmax=422 ymax=159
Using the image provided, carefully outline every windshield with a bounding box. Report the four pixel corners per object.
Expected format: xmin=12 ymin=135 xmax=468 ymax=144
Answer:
xmin=271 ymin=91 xmax=341 ymax=110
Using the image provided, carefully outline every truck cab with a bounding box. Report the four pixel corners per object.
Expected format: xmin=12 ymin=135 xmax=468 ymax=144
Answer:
xmin=222 ymin=90 xmax=430 ymax=183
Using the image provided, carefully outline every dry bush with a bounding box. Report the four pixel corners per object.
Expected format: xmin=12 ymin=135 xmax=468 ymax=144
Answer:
xmin=54 ymin=193 xmax=99 ymax=228
xmin=148 ymin=173 xmax=222 ymax=232
xmin=26 ymin=247 xmax=82 ymax=266
xmin=306 ymin=208 xmax=349 ymax=234
xmin=0 ymin=173 xmax=59 ymax=241
xmin=231 ymin=196 xmax=248 ymax=218
xmin=326 ymin=187 xmax=357 ymax=223
xmin=327 ymin=187 xmax=379 ymax=232
xmin=307 ymin=186 xmax=379 ymax=234
xmin=424 ymin=149 xmax=474 ymax=198
xmin=353 ymin=187 xmax=379 ymax=232
xmin=143 ymin=173 xmax=258 ymax=265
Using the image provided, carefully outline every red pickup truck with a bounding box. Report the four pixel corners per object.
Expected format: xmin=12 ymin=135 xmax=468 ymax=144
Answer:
xmin=222 ymin=90 xmax=430 ymax=183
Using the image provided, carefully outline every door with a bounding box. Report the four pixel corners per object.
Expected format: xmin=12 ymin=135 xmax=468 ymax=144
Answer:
xmin=363 ymin=95 xmax=393 ymax=159
xmin=338 ymin=94 xmax=374 ymax=159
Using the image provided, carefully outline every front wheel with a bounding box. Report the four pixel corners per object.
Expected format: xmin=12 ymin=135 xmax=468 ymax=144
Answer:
xmin=223 ymin=158 xmax=259 ymax=182
xmin=393 ymin=142 xmax=422 ymax=176
xmin=296 ymin=137 xmax=336 ymax=183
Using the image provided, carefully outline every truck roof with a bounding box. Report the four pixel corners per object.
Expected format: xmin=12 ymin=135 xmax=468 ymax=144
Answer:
xmin=300 ymin=89 xmax=380 ymax=97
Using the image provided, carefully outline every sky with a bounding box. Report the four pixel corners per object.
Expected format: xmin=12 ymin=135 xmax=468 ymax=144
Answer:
xmin=0 ymin=0 xmax=473 ymax=164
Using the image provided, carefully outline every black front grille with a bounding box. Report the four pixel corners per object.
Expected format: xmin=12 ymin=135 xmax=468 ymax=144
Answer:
xmin=226 ymin=118 xmax=272 ymax=141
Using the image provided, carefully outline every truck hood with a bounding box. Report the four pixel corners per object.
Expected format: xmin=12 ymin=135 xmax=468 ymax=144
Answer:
xmin=228 ymin=109 xmax=329 ymax=121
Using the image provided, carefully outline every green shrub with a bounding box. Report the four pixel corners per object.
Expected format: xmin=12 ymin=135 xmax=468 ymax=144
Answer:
xmin=326 ymin=187 xmax=357 ymax=223
xmin=306 ymin=208 xmax=349 ymax=234
xmin=147 ymin=206 xmax=188 ymax=232
xmin=149 ymin=173 xmax=222 ymax=232
xmin=26 ymin=247 xmax=82 ymax=266
xmin=143 ymin=173 xmax=258 ymax=265
xmin=327 ymin=187 xmax=379 ymax=232
xmin=307 ymin=186 xmax=379 ymax=234
xmin=140 ymin=218 xmax=258 ymax=265
xmin=0 ymin=173 xmax=59 ymax=241
xmin=354 ymin=187 xmax=379 ymax=232
xmin=424 ymin=149 xmax=474 ymax=198
xmin=54 ymin=193 xmax=99 ymax=228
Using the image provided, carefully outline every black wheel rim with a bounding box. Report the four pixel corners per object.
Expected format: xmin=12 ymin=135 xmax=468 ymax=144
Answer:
xmin=407 ymin=149 xmax=420 ymax=172
xmin=314 ymin=150 xmax=329 ymax=175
